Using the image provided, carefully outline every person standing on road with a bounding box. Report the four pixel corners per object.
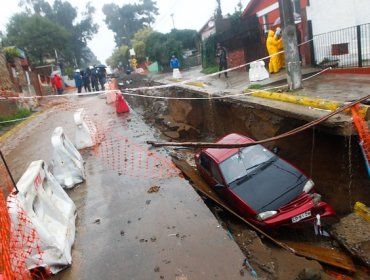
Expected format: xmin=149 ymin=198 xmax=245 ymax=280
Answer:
xmin=90 ymin=66 xmax=99 ymax=91
xmin=53 ymin=73 xmax=64 ymax=95
xmin=74 ymin=69 xmax=83 ymax=93
xmin=97 ymin=67 xmax=107 ymax=90
xmin=170 ymin=55 xmax=181 ymax=78
xmin=82 ymin=68 xmax=92 ymax=92
xmin=216 ymin=42 xmax=228 ymax=78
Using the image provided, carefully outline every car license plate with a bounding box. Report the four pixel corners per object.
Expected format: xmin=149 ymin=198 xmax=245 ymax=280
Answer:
xmin=292 ymin=211 xmax=311 ymax=223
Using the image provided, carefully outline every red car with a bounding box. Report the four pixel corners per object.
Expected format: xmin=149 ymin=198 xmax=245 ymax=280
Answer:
xmin=195 ymin=133 xmax=335 ymax=229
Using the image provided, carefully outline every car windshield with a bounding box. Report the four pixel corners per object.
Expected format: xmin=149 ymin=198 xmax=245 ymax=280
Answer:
xmin=220 ymin=145 xmax=274 ymax=185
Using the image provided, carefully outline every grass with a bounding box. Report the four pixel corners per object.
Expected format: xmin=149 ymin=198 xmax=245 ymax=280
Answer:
xmin=247 ymin=84 xmax=265 ymax=90
xmin=201 ymin=66 xmax=219 ymax=75
xmin=0 ymin=108 xmax=33 ymax=128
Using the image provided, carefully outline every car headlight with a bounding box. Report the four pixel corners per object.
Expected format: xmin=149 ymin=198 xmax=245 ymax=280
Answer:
xmin=303 ymin=179 xmax=315 ymax=193
xmin=256 ymin=210 xmax=277 ymax=221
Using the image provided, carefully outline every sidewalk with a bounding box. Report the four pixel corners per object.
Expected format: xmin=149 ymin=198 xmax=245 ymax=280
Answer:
xmin=154 ymin=65 xmax=370 ymax=103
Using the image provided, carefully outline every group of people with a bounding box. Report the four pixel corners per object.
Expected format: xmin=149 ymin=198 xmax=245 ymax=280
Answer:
xmin=74 ymin=66 xmax=107 ymax=93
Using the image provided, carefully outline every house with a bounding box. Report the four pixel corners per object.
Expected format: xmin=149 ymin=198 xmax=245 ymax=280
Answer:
xmin=199 ymin=14 xmax=260 ymax=70
xmin=241 ymin=0 xmax=311 ymax=65
xmin=199 ymin=17 xmax=216 ymax=42
xmin=306 ymin=0 xmax=370 ymax=67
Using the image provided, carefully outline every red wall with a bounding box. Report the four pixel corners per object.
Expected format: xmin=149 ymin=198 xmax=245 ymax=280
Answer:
xmin=228 ymin=49 xmax=245 ymax=70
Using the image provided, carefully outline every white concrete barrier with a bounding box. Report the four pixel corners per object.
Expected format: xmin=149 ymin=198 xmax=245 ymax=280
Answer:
xmin=74 ymin=108 xmax=97 ymax=149
xmin=7 ymin=160 xmax=76 ymax=274
xmin=249 ymin=61 xmax=269 ymax=82
xmin=51 ymin=127 xmax=85 ymax=189
xmin=106 ymin=91 xmax=116 ymax=104
xmin=172 ymin=68 xmax=182 ymax=79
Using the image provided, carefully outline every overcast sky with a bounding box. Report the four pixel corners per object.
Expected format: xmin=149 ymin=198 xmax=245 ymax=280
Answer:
xmin=0 ymin=0 xmax=250 ymax=63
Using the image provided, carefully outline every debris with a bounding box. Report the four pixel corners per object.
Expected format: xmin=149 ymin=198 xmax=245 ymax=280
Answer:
xmin=331 ymin=213 xmax=370 ymax=269
xmin=354 ymin=201 xmax=370 ymax=221
xmin=296 ymin=267 xmax=321 ymax=280
xmin=150 ymin=236 xmax=157 ymax=242
xmin=93 ymin=218 xmax=101 ymax=224
xmin=147 ymin=185 xmax=160 ymax=193
xmin=120 ymin=230 xmax=125 ymax=236
xmin=172 ymin=158 xmax=356 ymax=272
xmin=154 ymin=266 xmax=160 ymax=272
xmin=243 ymin=258 xmax=257 ymax=278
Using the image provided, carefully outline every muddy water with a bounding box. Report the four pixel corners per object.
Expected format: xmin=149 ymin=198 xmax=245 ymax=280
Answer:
xmin=126 ymin=87 xmax=370 ymax=214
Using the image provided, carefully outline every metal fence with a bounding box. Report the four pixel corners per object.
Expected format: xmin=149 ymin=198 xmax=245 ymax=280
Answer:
xmin=312 ymin=23 xmax=370 ymax=68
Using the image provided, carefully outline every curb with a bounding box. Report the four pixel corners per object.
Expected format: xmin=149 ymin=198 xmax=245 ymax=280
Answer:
xmin=250 ymin=91 xmax=370 ymax=120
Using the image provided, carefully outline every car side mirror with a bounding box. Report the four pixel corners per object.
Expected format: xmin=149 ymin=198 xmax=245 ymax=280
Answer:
xmin=214 ymin=183 xmax=225 ymax=190
xmin=272 ymin=147 xmax=280 ymax=154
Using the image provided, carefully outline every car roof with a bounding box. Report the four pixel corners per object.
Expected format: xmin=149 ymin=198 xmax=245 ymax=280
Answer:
xmin=203 ymin=133 xmax=254 ymax=163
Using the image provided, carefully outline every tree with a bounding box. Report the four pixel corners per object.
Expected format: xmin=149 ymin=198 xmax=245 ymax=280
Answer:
xmin=227 ymin=1 xmax=243 ymax=25
xmin=131 ymin=27 xmax=154 ymax=62
xmin=103 ymin=0 xmax=158 ymax=46
xmin=4 ymin=13 xmax=70 ymax=64
xmin=16 ymin=0 xmax=98 ymax=66
xmin=169 ymin=29 xmax=198 ymax=50
xmin=106 ymin=45 xmax=130 ymax=69
xmin=215 ymin=0 xmax=222 ymax=20
xmin=145 ymin=32 xmax=183 ymax=69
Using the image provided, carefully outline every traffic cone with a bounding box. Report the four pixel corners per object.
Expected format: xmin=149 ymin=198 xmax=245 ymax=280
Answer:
xmin=115 ymin=91 xmax=129 ymax=113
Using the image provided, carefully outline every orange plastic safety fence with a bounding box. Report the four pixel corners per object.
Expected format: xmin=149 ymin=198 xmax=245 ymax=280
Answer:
xmin=351 ymin=104 xmax=370 ymax=173
xmin=0 ymin=160 xmax=47 ymax=280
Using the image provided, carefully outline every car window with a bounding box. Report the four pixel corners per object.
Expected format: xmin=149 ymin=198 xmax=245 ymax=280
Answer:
xmin=220 ymin=153 xmax=248 ymax=184
xmin=220 ymin=145 xmax=274 ymax=184
xmin=210 ymin=161 xmax=223 ymax=183
xmin=240 ymin=145 xmax=273 ymax=169
xmin=199 ymin=153 xmax=211 ymax=172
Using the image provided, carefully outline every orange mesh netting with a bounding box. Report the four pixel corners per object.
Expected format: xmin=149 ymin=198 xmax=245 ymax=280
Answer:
xmin=0 ymin=156 xmax=46 ymax=279
xmin=352 ymin=104 xmax=370 ymax=175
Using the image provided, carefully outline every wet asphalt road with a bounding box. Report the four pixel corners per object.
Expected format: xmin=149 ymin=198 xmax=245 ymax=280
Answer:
xmin=3 ymin=95 xmax=250 ymax=280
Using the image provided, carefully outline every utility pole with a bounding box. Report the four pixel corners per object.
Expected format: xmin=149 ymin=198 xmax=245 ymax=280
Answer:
xmin=278 ymin=0 xmax=302 ymax=90
xmin=170 ymin=13 xmax=175 ymax=30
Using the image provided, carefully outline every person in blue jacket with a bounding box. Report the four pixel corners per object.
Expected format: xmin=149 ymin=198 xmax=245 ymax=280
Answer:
xmin=74 ymin=69 xmax=83 ymax=93
xmin=169 ymin=55 xmax=180 ymax=69
xmin=170 ymin=55 xmax=181 ymax=78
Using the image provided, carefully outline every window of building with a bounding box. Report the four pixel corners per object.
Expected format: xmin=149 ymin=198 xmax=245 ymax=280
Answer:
xmin=262 ymin=14 xmax=269 ymax=33
xmin=292 ymin=0 xmax=301 ymax=14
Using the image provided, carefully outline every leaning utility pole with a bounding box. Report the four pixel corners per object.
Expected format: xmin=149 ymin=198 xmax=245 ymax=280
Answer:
xmin=278 ymin=0 xmax=302 ymax=90
xmin=170 ymin=13 xmax=176 ymax=30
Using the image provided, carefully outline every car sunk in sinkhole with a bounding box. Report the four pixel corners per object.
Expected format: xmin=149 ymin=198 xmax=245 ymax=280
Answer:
xmin=195 ymin=133 xmax=336 ymax=229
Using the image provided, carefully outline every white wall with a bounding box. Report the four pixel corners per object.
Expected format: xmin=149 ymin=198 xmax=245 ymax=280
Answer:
xmin=307 ymin=0 xmax=370 ymax=35
xmin=307 ymin=0 xmax=370 ymax=66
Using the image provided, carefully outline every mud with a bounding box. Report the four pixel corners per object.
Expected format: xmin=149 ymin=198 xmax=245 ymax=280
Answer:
xmin=125 ymin=86 xmax=370 ymax=214
xmin=331 ymin=214 xmax=370 ymax=268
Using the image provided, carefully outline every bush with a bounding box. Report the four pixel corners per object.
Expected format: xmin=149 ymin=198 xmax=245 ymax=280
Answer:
xmin=0 ymin=108 xmax=33 ymax=128
xmin=201 ymin=66 xmax=219 ymax=74
xmin=202 ymin=34 xmax=217 ymax=69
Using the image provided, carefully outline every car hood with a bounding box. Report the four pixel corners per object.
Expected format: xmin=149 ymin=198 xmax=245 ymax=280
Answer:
xmin=230 ymin=158 xmax=308 ymax=214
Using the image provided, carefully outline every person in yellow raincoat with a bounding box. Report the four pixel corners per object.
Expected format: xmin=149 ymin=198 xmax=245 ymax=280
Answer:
xmin=275 ymin=27 xmax=285 ymax=69
xmin=266 ymin=30 xmax=283 ymax=73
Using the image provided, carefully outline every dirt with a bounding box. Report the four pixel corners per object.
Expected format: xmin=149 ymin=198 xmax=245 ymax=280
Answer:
xmin=128 ymin=81 xmax=370 ymax=279
xmin=331 ymin=214 xmax=370 ymax=268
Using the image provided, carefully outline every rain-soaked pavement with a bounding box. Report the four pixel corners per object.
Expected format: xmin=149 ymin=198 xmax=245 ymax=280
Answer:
xmin=2 ymin=95 xmax=252 ymax=280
